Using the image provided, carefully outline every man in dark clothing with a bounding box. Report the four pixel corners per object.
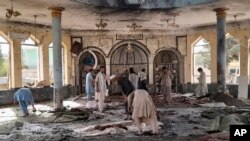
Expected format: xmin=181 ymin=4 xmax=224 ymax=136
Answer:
xmin=110 ymin=75 xmax=134 ymax=118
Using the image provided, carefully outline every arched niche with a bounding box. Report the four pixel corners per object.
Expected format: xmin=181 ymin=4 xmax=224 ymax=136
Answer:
xmin=154 ymin=47 xmax=184 ymax=92
xmin=109 ymin=40 xmax=150 ymax=75
xmin=77 ymin=47 xmax=106 ymax=93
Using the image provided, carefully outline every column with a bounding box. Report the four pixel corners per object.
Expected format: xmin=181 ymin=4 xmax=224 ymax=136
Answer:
xmin=238 ymin=38 xmax=249 ymax=99
xmin=148 ymin=54 xmax=155 ymax=84
xmin=105 ymin=58 xmax=111 ymax=77
xmin=11 ymin=39 xmax=22 ymax=88
xmin=213 ymin=8 xmax=229 ymax=92
xmin=39 ymin=42 xmax=50 ymax=85
xmin=49 ymin=7 xmax=65 ymax=110
xmin=105 ymin=57 xmax=111 ymax=86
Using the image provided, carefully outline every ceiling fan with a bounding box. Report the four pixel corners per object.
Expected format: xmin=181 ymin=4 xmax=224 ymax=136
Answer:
xmin=6 ymin=0 xmax=21 ymax=20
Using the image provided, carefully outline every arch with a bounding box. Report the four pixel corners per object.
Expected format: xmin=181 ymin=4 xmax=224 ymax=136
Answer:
xmin=48 ymin=42 xmax=67 ymax=85
xmin=192 ymin=37 xmax=211 ymax=83
xmin=110 ymin=41 xmax=149 ymax=75
xmin=29 ymin=34 xmax=40 ymax=45
xmin=76 ymin=47 xmax=106 ymax=93
xmin=191 ymin=36 xmax=205 ymax=47
xmin=154 ymin=47 xmax=184 ymax=92
xmin=108 ymin=40 xmax=150 ymax=57
xmin=155 ymin=47 xmax=183 ymax=62
xmin=226 ymin=33 xmax=240 ymax=84
xmin=21 ymin=36 xmax=40 ymax=86
xmin=48 ymin=41 xmax=67 ymax=48
xmin=78 ymin=46 xmax=107 ymax=58
xmin=0 ymin=31 xmax=11 ymax=43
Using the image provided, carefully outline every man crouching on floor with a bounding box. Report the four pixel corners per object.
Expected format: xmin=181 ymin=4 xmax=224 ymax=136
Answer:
xmin=127 ymin=83 xmax=159 ymax=135
xmin=14 ymin=87 xmax=36 ymax=117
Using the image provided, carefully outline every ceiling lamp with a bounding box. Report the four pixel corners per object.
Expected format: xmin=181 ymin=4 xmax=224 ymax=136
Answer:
xmin=32 ymin=14 xmax=46 ymax=46
xmin=126 ymin=42 xmax=134 ymax=52
xmin=6 ymin=0 xmax=21 ymax=20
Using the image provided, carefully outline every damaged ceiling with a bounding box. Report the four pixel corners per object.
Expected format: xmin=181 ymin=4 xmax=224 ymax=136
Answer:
xmin=0 ymin=0 xmax=249 ymax=31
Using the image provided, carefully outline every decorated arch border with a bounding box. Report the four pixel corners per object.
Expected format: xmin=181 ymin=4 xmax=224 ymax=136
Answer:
xmin=108 ymin=40 xmax=150 ymax=58
xmin=154 ymin=47 xmax=185 ymax=83
xmin=78 ymin=46 xmax=107 ymax=58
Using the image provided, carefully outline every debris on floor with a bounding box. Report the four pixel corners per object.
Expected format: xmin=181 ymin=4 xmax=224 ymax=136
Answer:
xmin=0 ymin=94 xmax=250 ymax=141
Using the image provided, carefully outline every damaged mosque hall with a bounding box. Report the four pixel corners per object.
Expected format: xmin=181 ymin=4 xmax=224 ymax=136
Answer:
xmin=0 ymin=0 xmax=250 ymax=141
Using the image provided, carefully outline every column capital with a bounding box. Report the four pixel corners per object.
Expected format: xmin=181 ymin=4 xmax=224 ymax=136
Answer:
xmin=213 ymin=7 xmax=229 ymax=18
xmin=48 ymin=7 xmax=65 ymax=17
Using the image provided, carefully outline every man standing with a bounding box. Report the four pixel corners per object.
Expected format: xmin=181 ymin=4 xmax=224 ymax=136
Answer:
xmin=129 ymin=67 xmax=138 ymax=89
xmin=95 ymin=66 xmax=107 ymax=112
xmin=161 ymin=66 xmax=173 ymax=104
xmin=14 ymin=88 xmax=36 ymax=117
xmin=85 ymin=69 xmax=94 ymax=101
xmin=195 ymin=68 xmax=208 ymax=97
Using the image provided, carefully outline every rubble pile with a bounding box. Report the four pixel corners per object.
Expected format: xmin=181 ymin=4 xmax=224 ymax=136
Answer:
xmin=211 ymin=92 xmax=250 ymax=107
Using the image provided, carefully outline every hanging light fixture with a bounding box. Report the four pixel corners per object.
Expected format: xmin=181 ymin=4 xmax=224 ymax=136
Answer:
xmin=6 ymin=0 xmax=21 ymax=20
xmin=33 ymin=15 xmax=38 ymax=45
xmin=32 ymin=14 xmax=46 ymax=46
xmin=126 ymin=42 xmax=134 ymax=52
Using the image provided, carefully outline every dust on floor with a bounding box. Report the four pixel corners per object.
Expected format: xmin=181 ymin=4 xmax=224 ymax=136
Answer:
xmin=0 ymin=94 xmax=249 ymax=141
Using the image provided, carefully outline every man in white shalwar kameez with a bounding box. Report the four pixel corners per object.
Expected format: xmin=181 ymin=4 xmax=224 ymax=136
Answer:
xmin=128 ymin=82 xmax=159 ymax=135
xmin=129 ymin=67 xmax=138 ymax=89
xmin=95 ymin=66 xmax=107 ymax=112
xmin=195 ymin=68 xmax=208 ymax=97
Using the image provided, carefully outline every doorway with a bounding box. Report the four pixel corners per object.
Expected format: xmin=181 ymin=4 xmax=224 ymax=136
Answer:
xmin=154 ymin=50 xmax=180 ymax=93
xmin=78 ymin=51 xmax=105 ymax=93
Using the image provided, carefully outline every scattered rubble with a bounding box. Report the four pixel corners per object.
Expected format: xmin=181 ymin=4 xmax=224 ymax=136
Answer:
xmin=1 ymin=93 xmax=250 ymax=140
xmin=211 ymin=92 xmax=250 ymax=107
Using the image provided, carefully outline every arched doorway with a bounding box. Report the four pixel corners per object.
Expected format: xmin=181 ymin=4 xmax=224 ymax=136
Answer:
xmin=110 ymin=40 xmax=149 ymax=93
xmin=78 ymin=51 xmax=105 ymax=93
xmin=110 ymin=40 xmax=150 ymax=75
xmin=154 ymin=48 xmax=183 ymax=93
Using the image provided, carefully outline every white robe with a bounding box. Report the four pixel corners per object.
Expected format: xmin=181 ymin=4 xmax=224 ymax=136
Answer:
xmin=195 ymin=71 xmax=208 ymax=97
xmin=95 ymin=72 xmax=107 ymax=111
xmin=129 ymin=73 xmax=138 ymax=89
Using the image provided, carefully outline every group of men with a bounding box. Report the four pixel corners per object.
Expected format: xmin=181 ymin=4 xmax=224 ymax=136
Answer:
xmin=13 ymin=66 xmax=207 ymax=135
xmin=84 ymin=66 xmax=159 ymax=134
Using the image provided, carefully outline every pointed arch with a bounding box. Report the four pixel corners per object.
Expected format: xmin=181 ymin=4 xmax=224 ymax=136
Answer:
xmin=48 ymin=41 xmax=67 ymax=85
xmin=192 ymin=37 xmax=211 ymax=83
xmin=226 ymin=33 xmax=240 ymax=84
xmin=29 ymin=34 xmax=40 ymax=45
xmin=21 ymin=36 xmax=40 ymax=86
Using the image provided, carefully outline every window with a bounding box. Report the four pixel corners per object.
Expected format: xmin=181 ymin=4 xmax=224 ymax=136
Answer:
xmin=193 ymin=38 xmax=211 ymax=83
xmin=49 ymin=43 xmax=64 ymax=85
xmin=0 ymin=35 xmax=10 ymax=90
xmin=21 ymin=37 xmax=39 ymax=86
xmin=226 ymin=35 xmax=240 ymax=84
